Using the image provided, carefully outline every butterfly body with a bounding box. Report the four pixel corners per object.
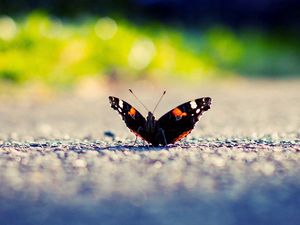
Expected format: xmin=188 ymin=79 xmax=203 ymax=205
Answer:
xmin=109 ymin=96 xmax=211 ymax=146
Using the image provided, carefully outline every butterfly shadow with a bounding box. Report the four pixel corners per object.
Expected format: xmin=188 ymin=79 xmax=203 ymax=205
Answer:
xmin=93 ymin=143 xmax=179 ymax=152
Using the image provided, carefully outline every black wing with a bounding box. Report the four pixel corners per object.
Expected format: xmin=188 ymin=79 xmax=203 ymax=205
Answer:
xmin=157 ymin=97 xmax=212 ymax=144
xmin=109 ymin=96 xmax=146 ymax=139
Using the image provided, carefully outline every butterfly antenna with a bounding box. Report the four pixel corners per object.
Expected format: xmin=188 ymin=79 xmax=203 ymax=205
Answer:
xmin=129 ymin=89 xmax=150 ymax=112
xmin=153 ymin=90 xmax=166 ymax=113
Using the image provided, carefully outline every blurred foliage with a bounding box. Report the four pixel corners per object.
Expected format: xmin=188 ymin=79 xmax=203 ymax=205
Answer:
xmin=0 ymin=12 xmax=299 ymax=87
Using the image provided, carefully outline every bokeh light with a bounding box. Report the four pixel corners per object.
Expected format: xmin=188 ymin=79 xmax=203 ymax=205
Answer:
xmin=0 ymin=16 xmax=18 ymax=41
xmin=128 ymin=38 xmax=156 ymax=70
xmin=95 ymin=17 xmax=118 ymax=40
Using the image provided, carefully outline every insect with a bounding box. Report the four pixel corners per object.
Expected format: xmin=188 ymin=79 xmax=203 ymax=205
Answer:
xmin=109 ymin=90 xmax=212 ymax=146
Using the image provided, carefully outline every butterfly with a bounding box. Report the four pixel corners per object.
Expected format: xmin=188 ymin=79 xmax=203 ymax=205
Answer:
xmin=109 ymin=90 xmax=211 ymax=146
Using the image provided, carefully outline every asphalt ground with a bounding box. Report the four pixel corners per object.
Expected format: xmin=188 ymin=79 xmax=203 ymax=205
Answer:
xmin=0 ymin=80 xmax=299 ymax=225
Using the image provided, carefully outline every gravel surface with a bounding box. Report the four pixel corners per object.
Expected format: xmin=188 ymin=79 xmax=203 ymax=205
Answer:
xmin=0 ymin=81 xmax=299 ymax=225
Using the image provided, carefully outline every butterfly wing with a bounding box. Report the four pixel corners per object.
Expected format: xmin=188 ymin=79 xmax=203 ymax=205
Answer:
xmin=157 ymin=97 xmax=212 ymax=144
xmin=109 ymin=96 xmax=147 ymax=139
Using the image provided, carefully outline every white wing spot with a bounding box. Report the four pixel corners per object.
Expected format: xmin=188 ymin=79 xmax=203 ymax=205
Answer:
xmin=196 ymin=109 xmax=200 ymax=113
xmin=190 ymin=101 xmax=197 ymax=109
xmin=119 ymin=100 xmax=123 ymax=108
xmin=118 ymin=108 xmax=122 ymax=113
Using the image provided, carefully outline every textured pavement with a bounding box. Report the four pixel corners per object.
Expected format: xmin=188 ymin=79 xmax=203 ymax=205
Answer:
xmin=0 ymin=80 xmax=299 ymax=225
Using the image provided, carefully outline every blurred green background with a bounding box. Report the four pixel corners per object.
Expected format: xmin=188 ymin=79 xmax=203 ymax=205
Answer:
xmin=0 ymin=0 xmax=299 ymax=89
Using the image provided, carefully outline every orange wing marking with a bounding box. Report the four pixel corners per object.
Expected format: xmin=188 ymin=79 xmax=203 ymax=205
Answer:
xmin=172 ymin=108 xmax=187 ymax=120
xmin=172 ymin=129 xmax=192 ymax=143
xmin=128 ymin=107 xmax=136 ymax=118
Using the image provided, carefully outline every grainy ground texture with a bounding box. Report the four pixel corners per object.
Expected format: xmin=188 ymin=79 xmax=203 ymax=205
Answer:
xmin=0 ymin=81 xmax=300 ymax=225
